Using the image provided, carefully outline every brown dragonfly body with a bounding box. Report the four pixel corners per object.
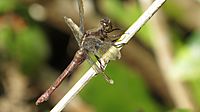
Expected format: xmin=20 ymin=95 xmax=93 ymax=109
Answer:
xmin=36 ymin=17 xmax=121 ymax=105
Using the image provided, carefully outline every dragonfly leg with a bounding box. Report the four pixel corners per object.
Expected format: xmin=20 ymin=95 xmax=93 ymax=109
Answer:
xmin=110 ymin=27 xmax=121 ymax=32
xmin=94 ymin=55 xmax=114 ymax=84
xmin=112 ymin=41 xmax=126 ymax=48
xmin=110 ymin=33 xmax=123 ymax=39
xmin=94 ymin=55 xmax=106 ymax=70
xmin=86 ymin=55 xmax=114 ymax=84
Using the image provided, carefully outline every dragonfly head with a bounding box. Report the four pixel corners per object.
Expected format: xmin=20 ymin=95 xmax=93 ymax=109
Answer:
xmin=100 ymin=17 xmax=113 ymax=33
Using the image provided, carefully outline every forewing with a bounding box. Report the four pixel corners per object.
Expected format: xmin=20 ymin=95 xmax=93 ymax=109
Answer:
xmin=64 ymin=17 xmax=82 ymax=46
xmin=77 ymin=0 xmax=84 ymax=33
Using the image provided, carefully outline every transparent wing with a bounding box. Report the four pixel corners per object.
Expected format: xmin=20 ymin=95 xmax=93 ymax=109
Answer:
xmin=78 ymin=0 xmax=84 ymax=33
xmin=63 ymin=0 xmax=84 ymax=47
xmin=64 ymin=17 xmax=82 ymax=46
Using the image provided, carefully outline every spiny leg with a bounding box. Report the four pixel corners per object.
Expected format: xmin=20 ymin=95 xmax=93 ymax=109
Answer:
xmin=110 ymin=33 xmax=123 ymax=39
xmin=109 ymin=27 xmax=121 ymax=33
xmin=86 ymin=55 xmax=114 ymax=84
xmin=112 ymin=32 xmax=132 ymax=48
xmin=94 ymin=55 xmax=105 ymax=70
xmin=94 ymin=55 xmax=113 ymax=84
xmin=113 ymin=42 xmax=126 ymax=48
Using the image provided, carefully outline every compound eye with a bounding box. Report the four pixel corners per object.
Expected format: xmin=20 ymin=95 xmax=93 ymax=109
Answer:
xmin=104 ymin=25 xmax=110 ymax=30
xmin=100 ymin=18 xmax=112 ymax=32
xmin=103 ymin=22 xmax=107 ymax=27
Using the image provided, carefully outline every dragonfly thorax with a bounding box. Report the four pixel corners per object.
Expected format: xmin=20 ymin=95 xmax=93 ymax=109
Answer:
xmin=82 ymin=35 xmax=104 ymax=55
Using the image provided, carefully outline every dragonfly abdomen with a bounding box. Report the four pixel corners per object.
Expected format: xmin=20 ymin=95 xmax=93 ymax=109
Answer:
xmin=36 ymin=48 xmax=87 ymax=105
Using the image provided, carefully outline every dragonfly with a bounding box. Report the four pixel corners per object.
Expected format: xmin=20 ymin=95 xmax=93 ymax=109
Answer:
xmin=36 ymin=0 xmax=122 ymax=105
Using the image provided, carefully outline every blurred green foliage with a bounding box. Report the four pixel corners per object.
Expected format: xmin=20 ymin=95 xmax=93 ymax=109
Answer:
xmin=100 ymin=0 xmax=161 ymax=47
xmin=0 ymin=0 xmax=49 ymax=74
xmin=0 ymin=23 xmax=49 ymax=74
xmin=173 ymin=31 xmax=200 ymax=108
xmin=0 ymin=0 xmax=17 ymax=13
xmin=174 ymin=31 xmax=200 ymax=78
xmin=81 ymin=61 xmax=164 ymax=112
xmin=168 ymin=108 xmax=191 ymax=112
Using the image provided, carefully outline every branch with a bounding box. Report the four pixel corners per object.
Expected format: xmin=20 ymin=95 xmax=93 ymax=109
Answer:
xmin=139 ymin=0 xmax=194 ymax=110
xmin=50 ymin=0 xmax=166 ymax=112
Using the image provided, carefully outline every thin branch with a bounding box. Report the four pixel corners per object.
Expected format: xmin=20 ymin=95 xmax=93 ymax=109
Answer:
xmin=50 ymin=0 xmax=166 ymax=112
xmin=139 ymin=0 xmax=194 ymax=110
